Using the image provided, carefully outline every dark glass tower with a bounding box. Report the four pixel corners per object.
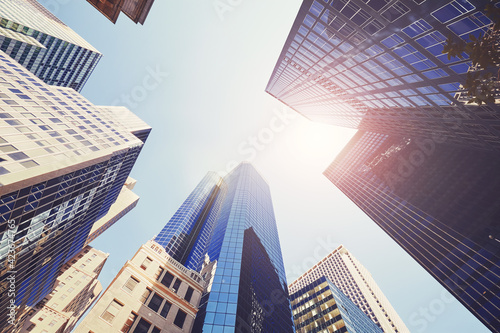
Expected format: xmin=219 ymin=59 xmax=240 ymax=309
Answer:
xmin=266 ymin=0 xmax=500 ymax=151
xmin=0 ymin=51 xmax=150 ymax=331
xmin=324 ymin=130 xmax=500 ymax=331
xmin=154 ymin=162 xmax=295 ymax=332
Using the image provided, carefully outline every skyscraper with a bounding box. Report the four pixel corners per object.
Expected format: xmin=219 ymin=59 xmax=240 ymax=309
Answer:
xmin=0 ymin=50 xmax=150 ymax=331
xmin=84 ymin=177 xmax=139 ymax=246
xmin=0 ymin=0 xmax=102 ymax=91
xmin=266 ymin=0 xmax=500 ymax=151
xmin=86 ymin=0 xmax=155 ymax=25
xmin=291 ymin=276 xmax=382 ymax=333
xmin=289 ymin=245 xmax=409 ymax=333
xmin=324 ymin=130 xmax=500 ymax=331
xmin=18 ymin=245 xmax=108 ymax=333
xmin=154 ymin=162 xmax=295 ymax=332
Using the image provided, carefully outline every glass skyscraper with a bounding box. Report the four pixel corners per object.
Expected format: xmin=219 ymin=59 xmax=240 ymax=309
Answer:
xmin=266 ymin=0 xmax=500 ymax=151
xmin=324 ymin=130 xmax=500 ymax=331
xmin=0 ymin=0 xmax=102 ymax=92
xmin=291 ymin=276 xmax=382 ymax=333
xmin=0 ymin=50 xmax=150 ymax=331
xmin=154 ymin=162 xmax=295 ymax=332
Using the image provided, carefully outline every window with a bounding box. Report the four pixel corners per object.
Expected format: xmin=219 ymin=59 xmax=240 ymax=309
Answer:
xmin=101 ymin=299 xmax=123 ymax=323
xmin=160 ymin=272 xmax=174 ymax=288
xmin=155 ymin=267 xmax=164 ymax=280
xmin=184 ymin=287 xmax=194 ymax=303
xmin=123 ymin=277 xmax=140 ymax=293
xmin=49 ymin=320 xmax=57 ymax=327
xmin=0 ymin=145 xmax=17 ymax=153
xmin=139 ymin=288 xmax=152 ymax=304
xmin=21 ymin=160 xmax=39 ymax=168
xmin=147 ymin=293 xmax=164 ymax=312
xmin=132 ymin=318 xmax=151 ymax=333
xmin=140 ymin=257 xmax=152 ymax=270
xmin=120 ymin=312 xmax=137 ymax=333
xmin=151 ymin=327 xmax=161 ymax=333
xmin=172 ymin=279 xmax=182 ymax=293
xmin=173 ymin=310 xmax=187 ymax=329
xmin=432 ymin=0 xmax=475 ymax=23
xmin=159 ymin=301 xmax=171 ymax=318
xmin=8 ymin=152 xmax=28 ymax=160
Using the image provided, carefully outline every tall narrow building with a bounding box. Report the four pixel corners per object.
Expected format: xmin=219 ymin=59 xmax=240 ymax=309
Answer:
xmin=76 ymin=162 xmax=295 ymax=332
xmin=0 ymin=50 xmax=150 ymax=331
xmin=154 ymin=162 xmax=294 ymax=332
xmin=290 ymin=245 xmax=409 ymax=333
xmin=266 ymin=0 xmax=500 ymax=151
xmin=18 ymin=246 xmax=108 ymax=333
xmin=324 ymin=130 xmax=500 ymax=332
xmin=0 ymin=0 xmax=102 ymax=91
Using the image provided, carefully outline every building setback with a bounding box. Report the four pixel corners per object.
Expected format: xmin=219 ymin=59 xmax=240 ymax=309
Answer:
xmin=17 ymin=246 xmax=108 ymax=333
xmin=324 ymin=130 xmax=500 ymax=331
xmin=0 ymin=50 xmax=150 ymax=331
xmin=85 ymin=177 xmax=139 ymax=246
xmin=290 ymin=245 xmax=409 ymax=333
xmin=266 ymin=0 xmax=500 ymax=151
xmin=75 ymin=240 xmax=206 ymax=333
xmin=0 ymin=0 xmax=101 ymax=92
xmin=153 ymin=162 xmax=295 ymax=332
xmin=291 ymin=276 xmax=382 ymax=333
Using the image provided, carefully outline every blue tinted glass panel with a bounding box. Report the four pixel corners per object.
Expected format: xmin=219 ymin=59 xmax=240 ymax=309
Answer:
xmin=381 ymin=33 xmax=404 ymax=48
xmin=402 ymin=19 xmax=432 ymax=37
xmin=432 ymin=0 xmax=475 ymax=23
xmin=449 ymin=62 xmax=470 ymax=74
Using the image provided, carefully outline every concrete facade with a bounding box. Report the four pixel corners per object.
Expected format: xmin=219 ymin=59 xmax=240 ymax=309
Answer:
xmin=75 ymin=240 xmax=206 ymax=333
xmin=18 ymin=246 xmax=108 ymax=333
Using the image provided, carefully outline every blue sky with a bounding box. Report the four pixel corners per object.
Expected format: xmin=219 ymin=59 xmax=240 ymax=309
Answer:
xmin=46 ymin=0 xmax=489 ymax=332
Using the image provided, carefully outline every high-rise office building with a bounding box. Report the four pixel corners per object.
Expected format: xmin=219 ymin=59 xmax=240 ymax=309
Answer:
xmin=75 ymin=240 xmax=206 ymax=333
xmin=0 ymin=50 xmax=150 ymax=331
xmin=291 ymin=276 xmax=382 ymax=333
xmin=18 ymin=246 xmax=108 ymax=333
xmin=0 ymin=0 xmax=102 ymax=91
xmin=84 ymin=177 xmax=139 ymax=246
xmin=324 ymin=130 xmax=500 ymax=331
xmin=290 ymin=245 xmax=409 ymax=333
xmin=87 ymin=0 xmax=155 ymax=25
xmin=266 ymin=0 xmax=500 ymax=151
xmin=154 ymin=162 xmax=295 ymax=332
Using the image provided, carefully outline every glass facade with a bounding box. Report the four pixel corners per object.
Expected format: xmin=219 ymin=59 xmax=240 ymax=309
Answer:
xmin=0 ymin=50 xmax=150 ymax=331
xmin=289 ymin=245 xmax=409 ymax=333
xmin=324 ymin=130 xmax=500 ymax=331
xmin=266 ymin=0 xmax=500 ymax=151
xmin=0 ymin=0 xmax=102 ymax=92
xmin=291 ymin=276 xmax=382 ymax=333
xmin=155 ymin=163 xmax=294 ymax=332
xmin=87 ymin=0 xmax=155 ymax=25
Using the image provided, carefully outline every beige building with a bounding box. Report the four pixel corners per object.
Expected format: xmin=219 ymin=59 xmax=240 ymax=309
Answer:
xmin=85 ymin=177 xmax=139 ymax=246
xmin=289 ymin=245 xmax=409 ymax=333
xmin=75 ymin=240 xmax=207 ymax=333
xmin=17 ymin=246 xmax=108 ymax=333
